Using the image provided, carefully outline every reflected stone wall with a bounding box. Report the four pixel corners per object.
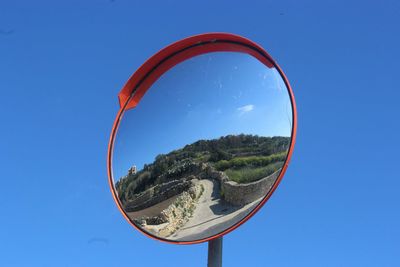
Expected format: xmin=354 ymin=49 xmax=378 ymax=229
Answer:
xmin=124 ymin=179 xmax=192 ymax=212
xmin=221 ymin=170 xmax=281 ymax=206
xmin=204 ymin=165 xmax=281 ymax=206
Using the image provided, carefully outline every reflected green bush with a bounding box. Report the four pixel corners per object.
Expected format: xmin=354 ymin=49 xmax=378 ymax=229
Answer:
xmin=214 ymin=151 xmax=287 ymax=171
xmin=225 ymin=161 xmax=284 ymax=184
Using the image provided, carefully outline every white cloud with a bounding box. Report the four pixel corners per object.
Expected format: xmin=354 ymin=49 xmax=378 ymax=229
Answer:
xmin=237 ymin=104 xmax=254 ymax=114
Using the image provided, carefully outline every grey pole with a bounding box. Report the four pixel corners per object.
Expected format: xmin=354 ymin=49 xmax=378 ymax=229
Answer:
xmin=207 ymin=237 xmax=223 ymax=267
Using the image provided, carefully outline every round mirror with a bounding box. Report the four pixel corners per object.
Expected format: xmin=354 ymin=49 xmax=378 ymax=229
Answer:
xmin=108 ymin=33 xmax=297 ymax=244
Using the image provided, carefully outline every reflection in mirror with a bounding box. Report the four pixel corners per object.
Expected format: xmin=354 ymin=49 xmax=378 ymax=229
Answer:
xmin=112 ymin=52 xmax=293 ymax=242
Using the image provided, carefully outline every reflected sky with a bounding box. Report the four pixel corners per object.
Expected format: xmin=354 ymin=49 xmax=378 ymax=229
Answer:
xmin=113 ymin=52 xmax=292 ymax=180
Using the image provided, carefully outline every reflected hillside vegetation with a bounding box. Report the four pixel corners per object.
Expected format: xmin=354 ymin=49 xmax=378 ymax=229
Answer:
xmin=116 ymin=134 xmax=289 ymax=206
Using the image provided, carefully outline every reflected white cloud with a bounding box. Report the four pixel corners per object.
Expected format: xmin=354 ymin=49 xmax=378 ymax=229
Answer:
xmin=237 ymin=104 xmax=254 ymax=114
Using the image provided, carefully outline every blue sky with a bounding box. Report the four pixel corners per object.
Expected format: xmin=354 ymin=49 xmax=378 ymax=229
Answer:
xmin=0 ymin=1 xmax=399 ymax=267
xmin=112 ymin=52 xmax=292 ymax=180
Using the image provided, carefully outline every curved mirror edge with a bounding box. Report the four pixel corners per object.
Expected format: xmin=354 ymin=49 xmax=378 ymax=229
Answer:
xmin=111 ymin=51 xmax=294 ymax=242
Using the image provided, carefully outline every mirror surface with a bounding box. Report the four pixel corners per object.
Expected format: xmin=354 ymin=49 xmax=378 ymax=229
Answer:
xmin=112 ymin=52 xmax=293 ymax=242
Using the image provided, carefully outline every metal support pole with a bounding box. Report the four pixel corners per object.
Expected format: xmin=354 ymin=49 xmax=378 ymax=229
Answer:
xmin=208 ymin=237 xmax=223 ymax=267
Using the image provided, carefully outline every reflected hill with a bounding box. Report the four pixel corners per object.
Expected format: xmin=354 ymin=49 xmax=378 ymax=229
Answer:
xmin=115 ymin=134 xmax=290 ymax=239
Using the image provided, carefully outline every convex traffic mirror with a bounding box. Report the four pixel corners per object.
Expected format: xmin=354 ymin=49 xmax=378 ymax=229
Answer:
xmin=108 ymin=33 xmax=297 ymax=244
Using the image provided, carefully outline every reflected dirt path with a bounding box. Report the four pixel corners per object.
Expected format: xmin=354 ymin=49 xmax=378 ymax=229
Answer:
xmin=170 ymin=179 xmax=261 ymax=241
